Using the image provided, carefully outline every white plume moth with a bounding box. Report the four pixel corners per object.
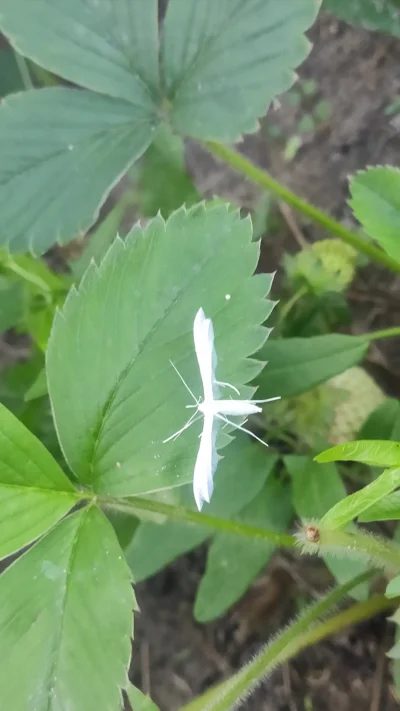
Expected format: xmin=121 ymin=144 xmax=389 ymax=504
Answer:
xmin=164 ymin=308 xmax=280 ymax=511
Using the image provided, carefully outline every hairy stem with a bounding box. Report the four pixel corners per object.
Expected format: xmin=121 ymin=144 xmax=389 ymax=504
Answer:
xmin=13 ymin=50 xmax=33 ymax=91
xmin=181 ymin=573 xmax=392 ymax=711
xmin=99 ymin=495 xmax=296 ymax=547
xmin=205 ymin=141 xmax=400 ymax=274
xmin=300 ymin=524 xmax=400 ymax=573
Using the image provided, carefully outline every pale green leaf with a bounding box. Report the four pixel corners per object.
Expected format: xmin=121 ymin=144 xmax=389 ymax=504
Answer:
xmin=0 ymin=402 xmax=78 ymax=560
xmin=322 ymin=467 xmax=400 ymax=529
xmin=350 ymin=167 xmax=400 ymax=262
xmin=135 ymin=124 xmax=199 ymax=218
xmin=162 ymin=0 xmax=319 ymax=141
xmin=0 ymin=0 xmax=160 ymax=100
xmin=0 ymin=506 xmax=134 ymax=711
xmin=358 ymin=491 xmax=400 ymax=522
xmin=386 ymin=574 xmax=400 ymax=598
xmin=285 ymin=455 xmax=369 ymax=599
xmin=323 ymin=0 xmax=400 ymax=37
xmin=126 ymin=684 xmax=160 ymax=711
xmin=47 ymin=204 xmax=274 ymax=495
xmin=0 ymin=88 xmax=156 ymax=254
xmin=256 ymin=334 xmax=368 ymax=399
xmin=315 ymin=440 xmax=400 ymax=466
xmin=24 ymin=367 xmax=48 ymax=402
xmin=194 ymin=475 xmax=292 ymax=622
xmin=127 ymin=436 xmax=278 ymax=581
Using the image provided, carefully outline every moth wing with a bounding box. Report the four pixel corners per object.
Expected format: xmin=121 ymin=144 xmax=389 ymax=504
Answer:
xmin=193 ymin=413 xmax=218 ymax=510
xmin=193 ymin=308 xmax=216 ymax=401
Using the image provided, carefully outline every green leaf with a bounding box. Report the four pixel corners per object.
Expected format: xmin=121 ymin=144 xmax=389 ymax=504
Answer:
xmin=256 ymin=334 xmax=368 ymax=399
xmin=0 ymin=506 xmax=134 ymax=711
xmin=0 ymin=47 xmax=24 ymax=97
xmin=358 ymin=399 xmax=400 ymax=440
xmin=321 ymin=467 xmax=400 ymax=529
xmin=161 ymin=0 xmax=319 ymax=141
xmin=24 ymin=367 xmax=48 ymax=402
xmin=350 ymin=167 xmax=400 ymax=262
xmin=71 ymin=194 xmax=132 ymax=280
xmin=0 ymin=402 xmax=78 ymax=560
xmin=126 ymin=435 xmax=278 ymax=581
xmin=358 ymin=491 xmax=400 ymax=522
xmin=194 ymin=475 xmax=292 ymax=622
xmin=0 ymin=277 xmax=24 ymax=331
xmin=386 ymin=575 xmax=400 ymax=598
xmin=135 ymin=124 xmax=200 ymax=218
xmin=323 ymin=0 xmax=400 ymax=37
xmin=0 ymin=88 xmax=156 ymax=254
xmin=315 ymin=440 xmax=400 ymax=466
xmin=0 ymin=0 xmax=160 ymax=100
xmin=126 ymin=684 xmax=160 ymax=711
xmin=47 ymin=204 xmax=274 ymax=494
xmin=285 ymin=455 xmax=369 ymax=599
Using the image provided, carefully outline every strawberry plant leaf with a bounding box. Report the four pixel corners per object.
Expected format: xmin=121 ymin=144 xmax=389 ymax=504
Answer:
xmin=0 ymin=402 xmax=78 ymax=560
xmin=162 ymin=0 xmax=320 ymax=140
xmin=47 ymin=204 xmax=274 ymax=496
xmin=0 ymin=506 xmax=135 ymax=711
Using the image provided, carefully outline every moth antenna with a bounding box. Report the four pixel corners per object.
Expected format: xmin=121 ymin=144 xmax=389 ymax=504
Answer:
xmin=169 ymin=359 xmax=198 ymax=403
xmin=163 ymin=410 xmax=200 ymax=443
xmin=216 ymin=380 xmax=240 ymax=396
xmin=251 ymin=396 xmax=281 ymax=404
xmin=215 ymin=414 xmax=269 ymax=448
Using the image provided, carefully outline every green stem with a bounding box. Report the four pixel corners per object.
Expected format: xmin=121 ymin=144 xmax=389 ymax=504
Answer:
xmin=99 ymin=495 xmax=296 ymax=547
xmin=181 ymin=573 xmax=391 ymax=711
xmin=367 ymin=325 xmax=400 ymax=341
xmin=277 ymin=285 xmax=307 ymax=325
xmin=205 ymin=141 xmax=400 ymax=274
xmin=13 ymin=50 xmax=33 ymax=91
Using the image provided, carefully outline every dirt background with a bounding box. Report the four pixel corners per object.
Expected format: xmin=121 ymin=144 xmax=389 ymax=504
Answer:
xmin=129 ymin=11 xmax=400 ymax=711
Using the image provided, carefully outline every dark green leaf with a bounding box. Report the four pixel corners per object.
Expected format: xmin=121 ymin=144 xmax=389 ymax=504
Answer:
xmin=162 ymin=0 xmax=319 ymax=140
xmin=315 ymin=440 xmax=400 ymax=466
xmin=323 ymin=0 xmax=400 ymax=37
xmin=256 ymin=334 xmax=368 ymax=399
xmin=0 ymin=0 xmax=160 ymax=100
xmin=350 ymin=167 xmax=400 ymax=262
xmin=0 ymin=88 xmax=156 ymax=254
xmin=0 ymin=277 xmax=24 ymax=331
xmin=358 ymin=399 xmax=400 ymax=440
xmin=0 ymin=507 xmax=134 ymax=711
xmin=47 ymin=204 xmax=274 ymax=495
xmin=135 ymin=124 xmax=199 ymax=218
xmin=0 ymin=402 xmax=78 ymax=559
xmin=24 ymin=368 xmax=48 ymax=402
xmin=0 ymin=47 xmax=24 ymax=97
xmin=194 ymin=475 xmax=292 ymax=622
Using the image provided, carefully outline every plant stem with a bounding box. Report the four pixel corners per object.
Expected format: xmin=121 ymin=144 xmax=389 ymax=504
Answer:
xmin=99 ymin=495 xmax=296 ymax=547
xmin=205 ymin=141 xmax=400 ymax=274
xmin=13 ymin=50 xmax=34 ymax=91
xmin=367 ymin=326 xmax=400 ymax=341
xmin=180 ymin=573 xmax=392 ymax=711
xmin=277 ymin=285 xmax=307 ymax=325
xmin=301 ymin=525 xmax=400 ymax=573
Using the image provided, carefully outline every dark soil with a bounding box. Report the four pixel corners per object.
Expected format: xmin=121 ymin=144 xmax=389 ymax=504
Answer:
xmin=129 ymin=12 xmax=400 ymax=711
